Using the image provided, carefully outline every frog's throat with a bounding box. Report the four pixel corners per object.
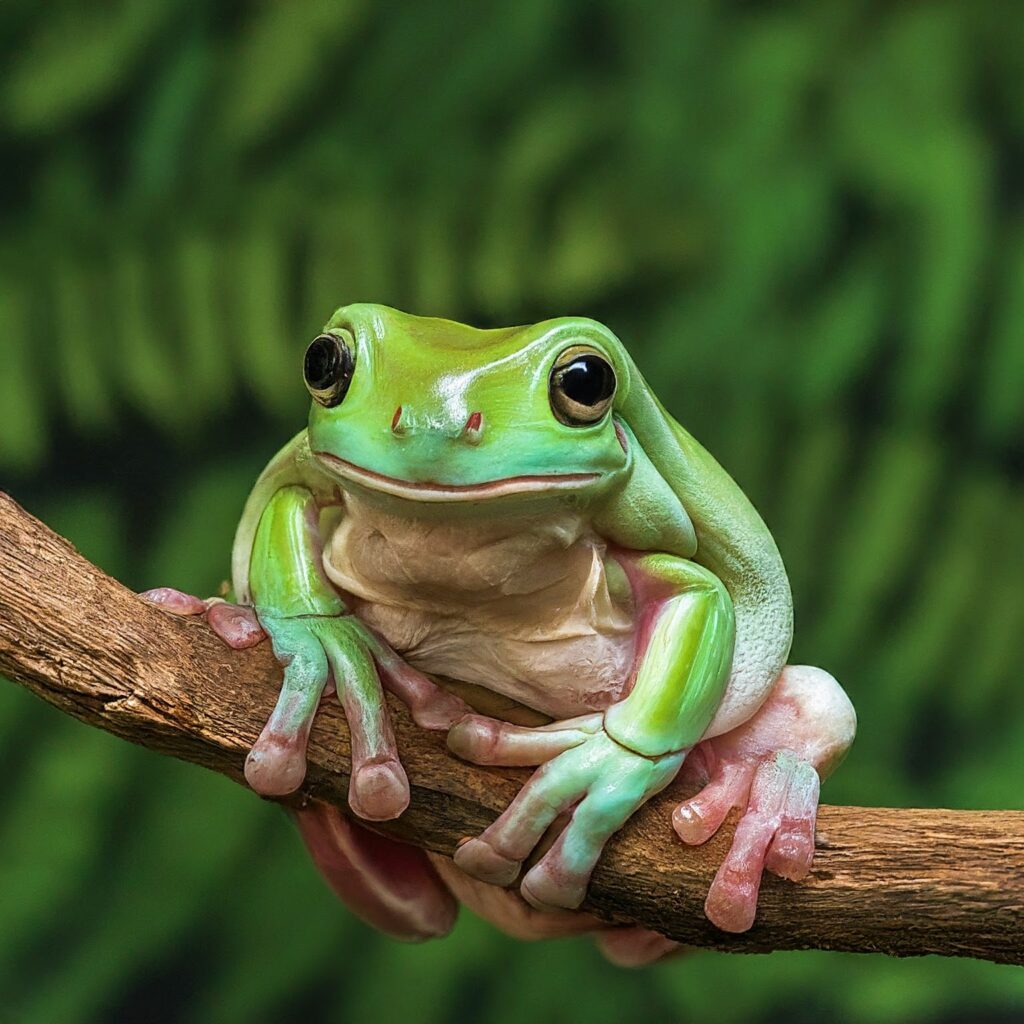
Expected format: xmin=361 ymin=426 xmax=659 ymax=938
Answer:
xmin=313 ymin=451 xmax=601 ymax=503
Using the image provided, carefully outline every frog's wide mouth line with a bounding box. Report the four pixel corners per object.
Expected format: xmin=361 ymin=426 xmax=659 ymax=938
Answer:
xmin=313 ymin=451 xmax=600 ymax=502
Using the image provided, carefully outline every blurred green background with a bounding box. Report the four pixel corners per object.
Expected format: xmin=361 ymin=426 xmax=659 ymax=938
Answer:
xmin=1 ymin=1 xmax=1023 ymax=1021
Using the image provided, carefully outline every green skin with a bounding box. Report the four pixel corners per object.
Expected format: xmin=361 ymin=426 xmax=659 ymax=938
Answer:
xmin=230 ymin=304 xmax=796 ymax=916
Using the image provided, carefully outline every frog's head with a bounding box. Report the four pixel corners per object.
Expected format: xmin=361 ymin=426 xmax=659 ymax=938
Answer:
xmin=304 ymin=303 xmax=633 ymax=511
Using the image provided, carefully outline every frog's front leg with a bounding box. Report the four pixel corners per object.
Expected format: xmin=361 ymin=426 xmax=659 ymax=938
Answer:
xmin=451 ymin=553 xmax=734 ymax=911
xmin=239 ymin=485 xmax=469 ymax=816
xmin=673 ymin=664 xmax=855 ymax=932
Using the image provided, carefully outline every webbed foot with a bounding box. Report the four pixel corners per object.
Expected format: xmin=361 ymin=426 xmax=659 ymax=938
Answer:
xmin=448 ymin=713 xmax=684 ymax=911
xmin=142 ymin=589 xmax=472 ymax=814
xmin=244 ymin=614 xmax=471 ymax=812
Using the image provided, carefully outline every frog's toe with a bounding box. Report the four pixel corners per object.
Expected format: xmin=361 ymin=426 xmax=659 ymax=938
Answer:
xmin=763 ymin=758 xmax=819 ymax=881
xmin=453 ymin=837 xmax=521 ymax=887
xmin=246 ymin=636 xmax=327 ymax=797
xmin=703 ymin=751 xmax=820 ymax=933
xmin=404 ymin=690 xmax=472 ymax=732
xmin=672 ymin=759 xmax=752 ymax=845
xmin=703 ymin=859 xmax=760 ymax=933
xmin=520 ymin=861 xmax=587 ymax=912
xmin=206 ymin=601 xmax=266 ymax=649
xmin=244 ymin=731 xmax=308 ymax=796
xmin=520 ymin=771 xmax=657 ymax=912
xmin=139 ymin=587 xmax=207 ymax=615
xmin=447 ymin=714 xmax=600 ymax=767
xmin=454 ymin=755 xmax=586 ymax=889
xmin=430 ymin=852 xmax=603 ymax=941
xmin=349 ymin=757 xmax=410 ymax=821
xmin=139 ymin=588 xmax=268 ymax=651
xmin=370 ymin=643 xmax=472 ymax=731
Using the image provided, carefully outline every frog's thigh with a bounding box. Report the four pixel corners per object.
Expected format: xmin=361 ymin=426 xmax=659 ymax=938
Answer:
xmin=294 ymin=802 xmax=457 ymax=941
xmin=711 ymin=664 xmax=856 ymax=773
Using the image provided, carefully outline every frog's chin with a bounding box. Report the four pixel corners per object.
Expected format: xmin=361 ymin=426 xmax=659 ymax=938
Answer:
xmin=313 ymin=451 xmax=601 ymax=504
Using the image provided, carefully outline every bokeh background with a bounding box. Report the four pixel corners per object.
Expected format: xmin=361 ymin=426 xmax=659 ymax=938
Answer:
xmin=2 ymin=2 xmax=1023 ymax=1021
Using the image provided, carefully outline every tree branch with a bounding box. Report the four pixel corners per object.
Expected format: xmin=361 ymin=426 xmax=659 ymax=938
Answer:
xmin=0 ymin=491 xmax=1020 ymax=965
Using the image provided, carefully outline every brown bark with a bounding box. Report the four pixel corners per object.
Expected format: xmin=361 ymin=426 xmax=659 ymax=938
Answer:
xmin=0 ymin=490 xmax=1020 ymax=965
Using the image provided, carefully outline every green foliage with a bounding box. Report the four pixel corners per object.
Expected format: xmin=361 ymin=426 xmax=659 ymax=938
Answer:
xmin=1 ymin=2 xmax=1022 ymax=1021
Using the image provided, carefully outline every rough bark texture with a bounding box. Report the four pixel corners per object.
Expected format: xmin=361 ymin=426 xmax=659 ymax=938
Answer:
xmin=0 ymin=490 xmax=1021 ymax=965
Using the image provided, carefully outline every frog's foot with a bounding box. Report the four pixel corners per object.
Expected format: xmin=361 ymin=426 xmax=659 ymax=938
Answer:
xmin=245 ymin=615 xmax=407 ymax=820
xmin=246 ymin=616 xmax=467 ymax=819
xmin=672 ymin=664 xmax=855 ymax=933
xmin=449 ymin=713 xmax=683 ymax=912
xmin=679 ymin=749 xmax=819 ymax=933
xmin=139 ymin=588 xmax=266 ymax=649
xmin=294 ymin=801 xmax=457 ymax=941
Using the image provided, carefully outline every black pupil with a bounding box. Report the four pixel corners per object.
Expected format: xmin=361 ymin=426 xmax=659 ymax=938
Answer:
xmin=558 ymin=355 xmax=614 ymax=407
xmin=305 ymin=336 xmax=342 ymax=390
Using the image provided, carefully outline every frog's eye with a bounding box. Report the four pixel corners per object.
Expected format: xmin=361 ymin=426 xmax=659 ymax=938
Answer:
xmin=549 ymin=345 xmax=616 ymax=426
xmin=304 ymin=331 xmax=355 ymax=407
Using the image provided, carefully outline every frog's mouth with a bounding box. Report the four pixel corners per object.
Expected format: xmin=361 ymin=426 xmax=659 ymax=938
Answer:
xmin=314 ymin=451 xmax=600 ymax=502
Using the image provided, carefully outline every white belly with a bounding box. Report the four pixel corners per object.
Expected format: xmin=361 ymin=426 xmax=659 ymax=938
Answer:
xmin=321 ymin=496 xmax=637 ymax=719
xmin=353 ymin=601 xmax=635 ymax=719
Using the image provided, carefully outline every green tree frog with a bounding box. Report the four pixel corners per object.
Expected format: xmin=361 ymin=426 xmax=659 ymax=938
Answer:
xmin=144 ymin=304 xmax=855 ymax=964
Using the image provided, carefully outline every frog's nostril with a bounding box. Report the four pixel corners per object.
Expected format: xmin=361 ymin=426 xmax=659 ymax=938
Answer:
xmin=463 ymin=411 xmax=484 ymax=445
xmin=391 ymin=406 xmax=406 ymax=435
xmin=614 ymin=420 xmax=628 ymax=454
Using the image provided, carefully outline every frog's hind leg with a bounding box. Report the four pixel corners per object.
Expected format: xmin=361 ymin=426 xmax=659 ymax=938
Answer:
xmin=294 ymin=801 xmax=458 ymax=940
xmin=672 ymin=665 xmax=855 ymax=933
